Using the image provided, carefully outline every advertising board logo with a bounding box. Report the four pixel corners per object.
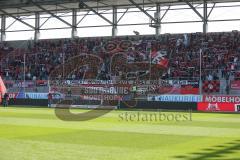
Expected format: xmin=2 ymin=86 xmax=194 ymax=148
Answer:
xmin=208 ymin=84 xmax=214 ymax=90
xmin=235 ymin=104 xmax=240 ymax=112
xmin=206 ymin=103 xmax=220 ymax=111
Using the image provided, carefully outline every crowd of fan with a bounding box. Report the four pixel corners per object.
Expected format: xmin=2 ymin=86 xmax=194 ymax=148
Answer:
xmin=0 ymin=31 xmax=240 ymax=81
xmin=170 ymin=31 xmax=240 ymax=81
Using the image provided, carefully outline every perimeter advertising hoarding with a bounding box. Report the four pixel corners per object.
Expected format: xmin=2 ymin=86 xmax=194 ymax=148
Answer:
xmin=148 ymin=95 xmax=202 ymax=102
xmin=8 ymin=92 xmax=63 ymax=99
xmin=198 ymin=95 xmax=240 ymax=112
xmin=198 ymin=102 xmax=240 ymax=112
xmin=203 ymin=95 xmax=240 ymax=103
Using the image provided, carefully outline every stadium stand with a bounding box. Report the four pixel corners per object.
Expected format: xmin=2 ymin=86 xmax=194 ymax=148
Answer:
xmin=1 ymin=32 xmax=240 ymax=82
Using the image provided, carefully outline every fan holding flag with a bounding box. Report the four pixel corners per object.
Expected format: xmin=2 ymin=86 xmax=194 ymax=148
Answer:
xmin=0 ymin=76 xmax=7 ymax=106
xmin=150 ymin=49 xmax=169 ymax=69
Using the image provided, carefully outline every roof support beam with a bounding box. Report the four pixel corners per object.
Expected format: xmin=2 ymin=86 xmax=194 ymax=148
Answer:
xmin=208 ymin=3 xmax=215 ymax=19
xmin=117 ymin=8 xmax=128 ymax=23
xmin=6 ymin=19 xmax=17 ymax=30
xmin=203 ymin=0 xmax=208 ymax=33
xmin=32 ymin=2 xmax=72 ymax=27
xmin=112 ymin=6 xmax=118 ymax=37
xmin=35 ymin=12 xmax=40 ymax=41
xmin=0 ymin=9 xmax=35 ymax=30
xmin=39 ymin=15 xmax=52 ymax=28
xmin=77 ymin=11 xmax=90 ymax=26
xmin=1 ymin=15 xmax=6 ymax=41
xmin=128 ymin=0 xmax=157 ymax=23
xmin=160 ymin=6 xmax=170 ymax=21
xmin=185 ymin=1 xmax=204 ymax=20
xmin=72 ymin=9 xmax=77 ymax=38
xmin=155 ymin=3 xmax=161 ymax=35
xmin=39 ymin=12 xmax=70 ymax=28
xmin=79 ymin=1 xmax=113 ymax=25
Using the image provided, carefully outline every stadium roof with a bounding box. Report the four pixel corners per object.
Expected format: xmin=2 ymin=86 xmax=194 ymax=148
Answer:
xmin=0 ymin=0 xmax=240 ymax=15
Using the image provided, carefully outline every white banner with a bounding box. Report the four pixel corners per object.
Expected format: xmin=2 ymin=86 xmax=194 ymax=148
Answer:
xmin=148 ymin=95 xmax=202 ymax=102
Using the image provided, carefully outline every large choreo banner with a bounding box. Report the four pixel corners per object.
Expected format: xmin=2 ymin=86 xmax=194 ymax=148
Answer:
xmin=50 ymin=80 xmax=200 ymax=100
xmin=5 ymin=80 xmax=200 ymax=100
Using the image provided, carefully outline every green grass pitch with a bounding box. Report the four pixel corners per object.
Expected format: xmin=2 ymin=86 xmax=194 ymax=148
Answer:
xmin=0 ymin=107 xmax=240 ymax=160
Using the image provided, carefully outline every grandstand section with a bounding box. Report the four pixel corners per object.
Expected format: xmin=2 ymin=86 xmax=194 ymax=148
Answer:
xmin=1 ymin=32 xmax=240 ymax=94
xmin=0 ymin=0 xmax=240 ymax=109
xmin=1 ymin=1 xmax=240 ymax=160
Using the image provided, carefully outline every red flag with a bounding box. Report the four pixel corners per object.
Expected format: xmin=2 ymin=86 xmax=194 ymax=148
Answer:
xmin=0 ymin=76 xmax=7 ymax=103
xmin=151 ymin=50 xmax=169 ymax=68
xmin=158 ymin=58 xmax=169 ymax=68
